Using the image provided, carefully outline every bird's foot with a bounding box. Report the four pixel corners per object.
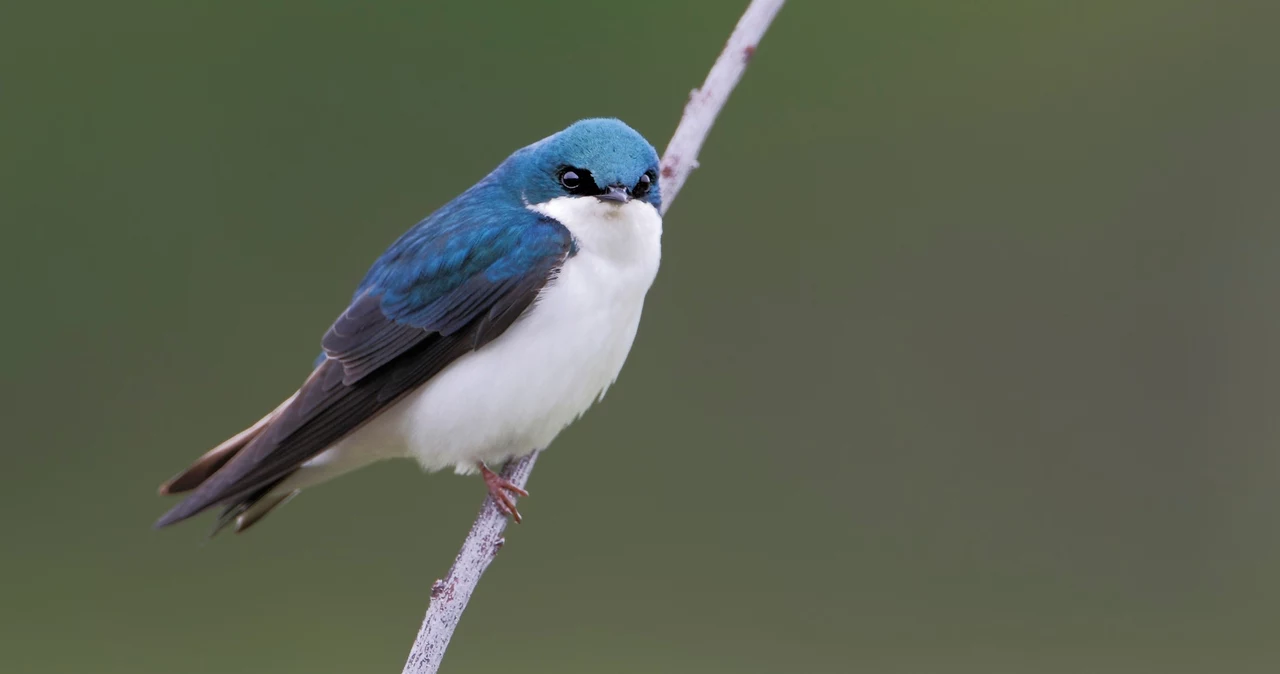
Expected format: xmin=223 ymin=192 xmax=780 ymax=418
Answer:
xmin=479 ymin=463 xmax=529 ymax=523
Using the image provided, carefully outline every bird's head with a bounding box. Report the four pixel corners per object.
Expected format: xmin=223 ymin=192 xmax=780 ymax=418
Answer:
xmin=503 ymin=118 xmax=661 ymax=211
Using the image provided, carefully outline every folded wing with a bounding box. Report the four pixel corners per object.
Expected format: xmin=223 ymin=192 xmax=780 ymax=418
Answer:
xmin=155 ymin=206 xmax=573 ymax=530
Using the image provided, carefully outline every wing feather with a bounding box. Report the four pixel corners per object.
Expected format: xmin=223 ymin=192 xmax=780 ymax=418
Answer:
xmin=155 ymin=207 xmax=572 ymax=529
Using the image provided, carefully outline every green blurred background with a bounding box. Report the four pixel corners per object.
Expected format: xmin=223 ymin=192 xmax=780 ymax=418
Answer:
xmin=3 ymin=1 xmax=1279 ymax=672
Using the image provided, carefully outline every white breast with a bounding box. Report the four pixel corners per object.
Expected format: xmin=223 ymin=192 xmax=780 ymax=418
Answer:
xmin=309 ymin=196 xmax=663 ymax=477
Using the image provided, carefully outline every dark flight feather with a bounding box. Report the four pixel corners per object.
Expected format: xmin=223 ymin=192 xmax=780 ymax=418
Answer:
xmin=158 ymin=394 xmax=296 ymax=495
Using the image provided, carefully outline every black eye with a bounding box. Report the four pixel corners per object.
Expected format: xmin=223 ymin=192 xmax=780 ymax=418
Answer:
xmin=633 ymin=171 xmax=655 ymax=198
xmin=558 ymin=167 xmax=594 ymax=194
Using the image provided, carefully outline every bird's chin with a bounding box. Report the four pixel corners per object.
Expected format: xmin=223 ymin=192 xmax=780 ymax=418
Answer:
xmin=597 ymin=201 xmax=633 ymax=219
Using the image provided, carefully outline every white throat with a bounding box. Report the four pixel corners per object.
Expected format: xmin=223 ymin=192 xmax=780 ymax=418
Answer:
xmin=528 ymin=196 xmax=663 ymax=266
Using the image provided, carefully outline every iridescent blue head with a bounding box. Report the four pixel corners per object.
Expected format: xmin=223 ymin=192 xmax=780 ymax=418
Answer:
xmin=501 ymin=118 xmax=662 ymax=210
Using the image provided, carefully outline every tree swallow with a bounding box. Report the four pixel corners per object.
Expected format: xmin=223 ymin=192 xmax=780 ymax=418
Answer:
xmin=155 ymin=118 xmax=663 ymax=533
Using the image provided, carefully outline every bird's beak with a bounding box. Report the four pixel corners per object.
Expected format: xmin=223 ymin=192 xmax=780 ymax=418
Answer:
xmin=596 ymin=185 xmax=631 ymax=203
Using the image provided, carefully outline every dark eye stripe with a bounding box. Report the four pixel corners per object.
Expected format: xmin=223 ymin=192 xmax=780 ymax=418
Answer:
xmin=632 ymin=170 xmax=655 ymax=198
xmin=558 ymin=166 xmax=599 ymax=196
xmin=558 ymin=167 xmax=657 ymax=199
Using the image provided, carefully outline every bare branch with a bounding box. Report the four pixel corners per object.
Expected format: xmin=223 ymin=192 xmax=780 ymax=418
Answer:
xmin=659 ymin=0 xmax=786 ymax=214
xmin=401 ymin=452 xmax=538 ymax=674
xmin=401 ymin=2 xmax=785 ymax=672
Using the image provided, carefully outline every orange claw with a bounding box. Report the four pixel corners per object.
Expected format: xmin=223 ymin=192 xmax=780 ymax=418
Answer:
xmin=479 ymin=463 xmax=529 ymax=523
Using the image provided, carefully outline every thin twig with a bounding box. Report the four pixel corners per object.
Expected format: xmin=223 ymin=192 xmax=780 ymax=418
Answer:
xmin=401 ymin=2 xmax=785 ymax=672
xmin=400 ymin=452 xmax=538 ymax=674
xmin=658 ymin=0 xmax=786 ymax=214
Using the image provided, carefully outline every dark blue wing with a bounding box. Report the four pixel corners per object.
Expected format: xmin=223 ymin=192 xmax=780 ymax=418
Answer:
xmin=155 ymin=193 xmax=573 ymax=529
xmin=322 ymin=203 xmax=573 ymax=385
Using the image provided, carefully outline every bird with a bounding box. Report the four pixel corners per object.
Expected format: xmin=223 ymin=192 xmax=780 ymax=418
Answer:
xmin=155 ymin=118 xmax=663 ymax=533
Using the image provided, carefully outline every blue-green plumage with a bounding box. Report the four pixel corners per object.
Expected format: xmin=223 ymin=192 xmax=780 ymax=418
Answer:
xmin=359 ymin=186 xmax=571 ymax=329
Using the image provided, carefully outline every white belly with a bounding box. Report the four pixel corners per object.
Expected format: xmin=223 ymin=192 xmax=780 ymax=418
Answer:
xmin=295 ymin=196 xmax=662 ymax=483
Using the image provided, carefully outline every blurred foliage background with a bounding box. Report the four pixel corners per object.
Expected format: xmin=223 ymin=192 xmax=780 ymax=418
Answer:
xmin=3 ymin=1 xmax=1280 ymax=672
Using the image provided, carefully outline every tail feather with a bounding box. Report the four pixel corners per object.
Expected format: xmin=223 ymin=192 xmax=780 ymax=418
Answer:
xmin=158 ymin=393 xmax=297 ymax=496
xmin=155 ymin=393 xmax=297 ymax=529
xmin=219 ymin=488 xmax=299 ymax=534
xmin=158 ymin=432 xmax=252 ymax=496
